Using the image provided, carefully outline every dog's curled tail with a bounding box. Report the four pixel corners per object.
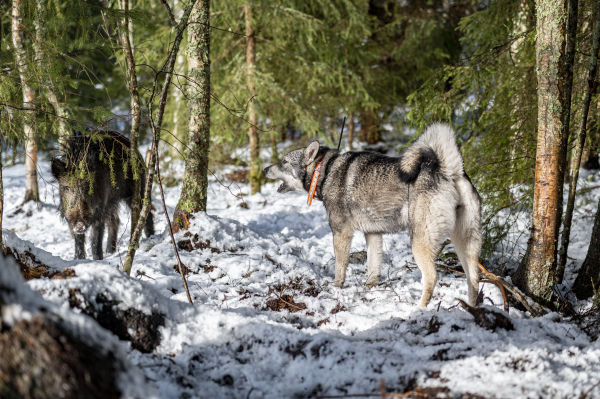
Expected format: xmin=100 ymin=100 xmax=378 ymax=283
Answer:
xmin=401 ymin=123 xmax=464 ymax=180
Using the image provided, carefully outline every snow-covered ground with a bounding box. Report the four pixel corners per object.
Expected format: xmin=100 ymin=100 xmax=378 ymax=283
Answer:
xmin=2 ymin=158 xmax=600 ymax=398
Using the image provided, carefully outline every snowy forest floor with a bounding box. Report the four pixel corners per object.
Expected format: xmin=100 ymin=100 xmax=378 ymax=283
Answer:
xmin=2 ymin=156 xmax=600 ymax=399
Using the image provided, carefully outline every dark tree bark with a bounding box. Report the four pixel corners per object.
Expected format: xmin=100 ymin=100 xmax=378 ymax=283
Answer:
xmin=244 ymin=3 xmax=262 ymax=194
xmin=557 ymin=3 xmax=599 ymax=283
xmin=513 ymin=0 xmax=570 ymax=305
xmin=573 ymin=198 xmax=600 ymax=299
xmin=173 ymin=0 xmax=210 ymax=230
xmin=12 ymin=0 xmax=39 ymax=203
xmin=582 ymin=113 xmax=600 ymax=170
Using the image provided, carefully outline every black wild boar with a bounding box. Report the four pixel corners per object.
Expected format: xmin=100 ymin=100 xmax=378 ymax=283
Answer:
xmin=51 ymin=130 xmax=154 ymax=260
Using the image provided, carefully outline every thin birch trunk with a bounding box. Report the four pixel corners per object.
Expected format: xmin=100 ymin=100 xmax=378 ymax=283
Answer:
xmin=33 ymin=0 xmax=70 ymax=151
xmin=12 ymin=0 xmax=39 ymax=203
xmin=244 ymin=3 xmax=261 ymax=194
xmin=512 ymin=0 xmax=569 ymax=305
xmin=169 ymin=52 xmax=188 ymax=158
xmin=123 ymin=1 xmax=194 ymax=275
xmin=557 ymin=4 xmax=600 ymax=283
xmin=173 ymin=0 xmax=210 ymax=230
xmin=117 ymin=0 xmax=143 ymax=237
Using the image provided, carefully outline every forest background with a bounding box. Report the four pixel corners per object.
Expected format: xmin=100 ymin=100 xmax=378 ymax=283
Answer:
xmin=1 ymin=0 xmax=600 ymax=309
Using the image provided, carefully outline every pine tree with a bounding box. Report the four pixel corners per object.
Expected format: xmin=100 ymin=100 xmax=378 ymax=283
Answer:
xmin=33 ymin=0 xmax=71 ymax=151
xmin=512 ymin=0 xmax=571 ymax=304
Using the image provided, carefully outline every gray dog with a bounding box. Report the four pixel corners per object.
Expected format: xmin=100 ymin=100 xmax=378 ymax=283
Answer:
xmin=264 ymin=123 xmax=482 ymax=307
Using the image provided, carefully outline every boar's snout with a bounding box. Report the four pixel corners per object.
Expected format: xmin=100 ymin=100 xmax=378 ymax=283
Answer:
xmin=72 ymin=220 xmax=87 ymax=234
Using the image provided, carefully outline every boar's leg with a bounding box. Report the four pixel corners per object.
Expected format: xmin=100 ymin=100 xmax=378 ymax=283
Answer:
xmin=73 ymin=232 xmax=86 ymax=259
xmin=107 ymin=210 xmax=119 ymax=254
xmin=144 ymin=210 xmax=155 ymax=237
xmin=90 ymin=222 xmax=105 ymax=260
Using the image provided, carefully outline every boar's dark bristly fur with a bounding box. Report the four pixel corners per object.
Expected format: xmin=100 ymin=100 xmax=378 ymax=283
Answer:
xmin=51 ymin=130 xmax=154 ymax=260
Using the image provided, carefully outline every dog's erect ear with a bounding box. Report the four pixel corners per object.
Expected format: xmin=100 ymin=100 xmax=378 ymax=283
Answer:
xmin=51 ymin=158 xmax=66 ymax=179
xmin=303 ymin=141 xmax=320 ymax=166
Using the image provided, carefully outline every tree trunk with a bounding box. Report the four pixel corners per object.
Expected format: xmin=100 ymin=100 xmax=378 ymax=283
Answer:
xmin=348 ymin=111 xmax=354 ymax=151
xmin=557 ymin=4 xmax=599 ymax=283
xmin=559 ymin=0 xmax=578 ymax=181
xmin=582 ymin=112 xmax=600 ymax=170
xmin=0 ymin=139 xmax=3 ymax=248
xmin=169 ymin=52 xmax=188 ymax=159
xmin=359 ymin=110 xmax=381 ymax=144
xmin=173 ymin=0 xmax=210 ymax=231
xmin=244 ymin=3 xmax=261 ymax=194
xmin=123 ymin=2 xmax=194 ymax=275
xmin=117 ymin=0 xmax=143 ymax=238
xmin=270 ymin=127 xmax=279 ymax=163
xmin=12 ymin=0 xmax=39 ymax=203
xmin=33 ymin=0 xmax=71 ymax=151
xmin=573 ymin=198 xmax=600 ymax=299
xmin=512 ymin=0 xmax=570 ymax=305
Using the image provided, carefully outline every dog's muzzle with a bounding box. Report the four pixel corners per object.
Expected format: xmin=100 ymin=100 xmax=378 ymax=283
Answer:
xmin=263 ymin=165 xmax=272 ymax=178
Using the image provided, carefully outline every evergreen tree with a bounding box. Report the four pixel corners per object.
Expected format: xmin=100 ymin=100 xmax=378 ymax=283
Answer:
xmin=33 ymin=0 xmax=71 ymax=150
xmin=512 ymin=0 xmax=572 ymax=304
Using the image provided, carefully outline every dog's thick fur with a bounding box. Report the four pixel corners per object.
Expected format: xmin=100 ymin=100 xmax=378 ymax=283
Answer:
xmin=264 ymin=123 xmax=482 ymax=306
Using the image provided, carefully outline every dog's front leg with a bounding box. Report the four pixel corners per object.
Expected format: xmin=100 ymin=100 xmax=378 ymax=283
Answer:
xmin=332 ymin=229 xmax=353 ymax=287
xmin=365 ymin=233 xmax=382 ymax=289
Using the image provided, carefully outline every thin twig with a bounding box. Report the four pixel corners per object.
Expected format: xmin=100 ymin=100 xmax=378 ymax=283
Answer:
xmin=154 ymin=142 xmax=193 ymax=304
xmin=160 ymin=0 xmax=176 ymax=26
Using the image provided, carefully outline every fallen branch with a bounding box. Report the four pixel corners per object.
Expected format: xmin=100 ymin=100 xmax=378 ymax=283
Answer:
xmin=478 ymin=263 xmax=546 ymax=317
xmin=434 ymin=263 xmax=508 ymax=311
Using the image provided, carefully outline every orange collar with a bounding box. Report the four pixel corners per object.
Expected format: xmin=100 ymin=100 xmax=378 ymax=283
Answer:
xmin=307 ymin=158 xmax=323 ymax=206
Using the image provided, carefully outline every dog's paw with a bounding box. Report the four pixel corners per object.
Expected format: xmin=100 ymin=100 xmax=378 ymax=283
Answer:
xmin=365 ymin=279 xmax=379 ymax=290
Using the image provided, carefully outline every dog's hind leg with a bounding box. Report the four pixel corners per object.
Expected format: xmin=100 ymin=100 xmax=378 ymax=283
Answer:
xmin=451 ymin=230 xmax=480 ymax=306
xmin=411 ymin=236 xmax=438 ymax=307
xmin=365 ymin=233 xmax=382 ymax=289
xmin=452 ymin=177 xmax=482 ymax=306
xmin=333 ymin=229 xmax=354 ymax=287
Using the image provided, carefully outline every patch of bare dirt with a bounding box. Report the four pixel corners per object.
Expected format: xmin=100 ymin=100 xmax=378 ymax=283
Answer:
xmin=177 ymin=233 xmax=222 ymax=253
xmin=3 ymin=246 xmax=75 ymax=280
xmin=67 ymin=289 xmax=164 ymax=353
xmin=224 ymin=169 xmax=249 ymax=183
xmin=264 ymin=294 xmax=307 ymax=313
xmin=0 ymin=317 xmax=121 ymax=399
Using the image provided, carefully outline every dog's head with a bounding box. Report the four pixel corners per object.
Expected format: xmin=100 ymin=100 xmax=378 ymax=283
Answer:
xmin=263 ymin=141 xmax=320 ymax=193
